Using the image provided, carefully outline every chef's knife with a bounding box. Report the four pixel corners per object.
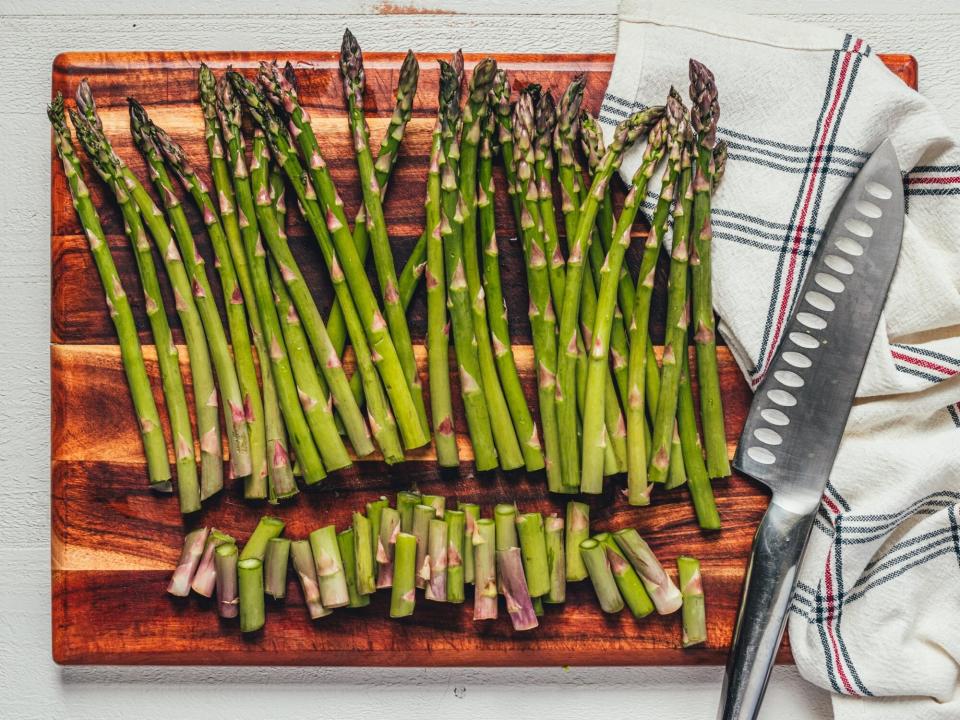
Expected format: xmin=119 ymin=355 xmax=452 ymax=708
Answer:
xmin=718 ymin=139 xmax=904 ymax=720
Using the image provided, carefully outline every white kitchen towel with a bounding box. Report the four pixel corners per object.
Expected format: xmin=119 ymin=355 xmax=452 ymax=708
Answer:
xmin=603 ymin=1 xmax=960 ymax=717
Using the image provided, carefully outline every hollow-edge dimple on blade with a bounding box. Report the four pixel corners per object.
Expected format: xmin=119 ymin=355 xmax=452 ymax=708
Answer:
xmin=733 ymin=139 xmax=904 ymax=513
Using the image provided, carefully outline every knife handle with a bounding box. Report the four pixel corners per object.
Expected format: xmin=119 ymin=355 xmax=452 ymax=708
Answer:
xmin=718 ymin=498 xmax=817 ymax=720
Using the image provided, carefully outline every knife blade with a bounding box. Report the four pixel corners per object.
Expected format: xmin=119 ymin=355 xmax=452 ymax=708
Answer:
xmin=718 ymin=138 xmax=904 ymax=720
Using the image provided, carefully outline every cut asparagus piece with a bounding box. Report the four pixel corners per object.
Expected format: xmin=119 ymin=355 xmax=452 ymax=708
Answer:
xmin=413 ymin=504 xmax=436 ymax=589
xmin=48 ymin=96 xmax=172 ymax=492
xmin=397 ymin=491 xmax=421 ymax=533
xmin=445 ymin=509 xmax=466 ymax=604
xmin=290 ymin=539 xmax=330 ymax=619
xmin=390 ymin=532 xmax=417 ymax=618
xmin=353 ymin=512 xmax=376 ymax=595
xmin=544 ymin=515 xmax=566 ymax=604
xmin=516 ymin=512 xmax=550 ymax=599
xmin=596 ymin=532 xmax=654 ymax=619
xmin=421 ymin=494 xmax=446 ymax=518
xmin=612 ymin=528 xmax=682 ymax=615
xmin=191 ymin=529 xmax=235 ymax=597
xmin=309 ymin=525 xmax=350 ymax=609
xmin=337 ymin=527 xmax=370 ymax=608
xmin=214 ymin=542 xmax=239 ymax=618
xmin=240 ymin=516 xmax=285 ymax=562
xmin=238 ymin=557 xmax=265 ymax=633
xmin=565 ymin=501 xmax=590 ymax=582
xmin=264 ymin=537 xmax=291 ymax=600
xmin=366 ymin=496 xmax=389 ymax=551
xmin=424 ymin=518 xmax=449 ymax=602
xmin=376 ymin=507 xmax=401 ymax=589
xmin=579 ymin=538 xmax=624 ymax=614
xmin=497 ymin=547 xmax=538 ymax=631
xmin=473 ymin=518 xmax=498 ymax=621
xmin=167 ymin=527 xmax=209 ymax=597
xmin=494 ymin=503 xmax=519 ymax=552
xmin=678 ymin=555 xmax=707 ymax=647
xmin=459 ymin=502 xmax=480 ymax=584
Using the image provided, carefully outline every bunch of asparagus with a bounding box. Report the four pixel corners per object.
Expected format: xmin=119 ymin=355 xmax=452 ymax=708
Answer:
xmin=166 ymin=496 xmax=705 ymax=646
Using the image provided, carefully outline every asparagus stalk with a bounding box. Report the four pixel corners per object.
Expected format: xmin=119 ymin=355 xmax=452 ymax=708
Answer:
xmin=489 ymin=70 xmax=523 ymax=234
xmin=544 ymin=515 xmax=566 ymax=604
xmin=579 ymin=538 xmax=624 ymax=614
xmin=48 ymin=97 xmax=172 ymax=492
xmin=215 ymin=542 xmax=240 ymax=618
xmin=69 ymin=105 xmax=205 ymax=507
xmin=337 ymin=527 xmax=370 ymax=608
xmin=202 ymin=66 xmax=296 ymax=499
xmin=472 ymin=518 xmax=498 ymax=620
xmin=72 ymin=82 xmax=250 ymax=484
xmin=494 ymin=503 xmax=519 ymax=552
xmin=390 ymin=532 xmax=417 ymax=618
xmin=478 ymin=111 xmax=544 ymax=472
xmin=257 ymin=62 xmax=427 ymax=452
xmin=338 ymin=35 xmax=428 ymax=434
xmin=565 ymin=501 xmax=590 ymax=582
xmin=424 ymin=116 xmax=459 ymax=466
xmin=445 ymin=509 xmax=466 ymax=604
xmin=327 ymin=49 xmax=420 ymax=360
xmin=650 ymin=108 xmax=695 ymax=484
xmin=459 ymin=502 xmax=480 ymax=584
xmin=516 ymin=512 xmax=550 ymax=599
xmin=352 ymin=512 xmax=376 ymax=595
xmin=424 ymin=518 xmax=448 ymax=602
xmin=688 ymin=60 xmax=730 ymax=479
xmin=309 ymin=525 xmax=350 ymax=609
xmin=413 ymin=503 xmax=436 ymax=589
xmin=167 ymin=527 xmax=209 ymax=597
xmin=131 ymin=101 xmax=268 ymax=500
xmin=240 ymin=130 xmax=328 ymax=483
xmin=612 ymin=528 xmax=683 ymax=614
xmin=511 ymin=90 xmax=564 ymax=492
xmin=241 ymin=516 xmax=285 ymax=562
xmin=497 ymin=547 xmax=539 ymax=631
xmin=264 ymin=537 xmax=291 ymax=600
xmin=191 ymin=529 xmax=234 ymax=597
xmin=397 ymin=490 xmax=421 ymax=533
xmin=667 ymin=421 xmax=688 ymax=490
xmin=678 ymin=555 xmax=707 ymax=647
xmin=532 ymin=91 xmax=566 ymax=311
xmin=436 ymin=60 xmax=498 ymax=471
xmin=231 ymin=71 xmax=401 ymax=463
xmin=422 ymin=494 xmax=446 ymax=518
xmin=367 ymin=496 xmax=389 ymax=550
xmin=268 ymin=259 xmax=352 ymax=473
xmin=596 ymin=532 xmax=654 ymax=619
xmin=627 ymin=92 xmax=685 ymax=504
xmin=238 ymin=558 xmax=265 ymax=632
xmin=376 ymin=506 xmax=401 ymax=589
xmin=290 ymin=539 xmax=330 ymax=619
xmin=580 ymin=116 xmax=668 ymax=493
xmin=398 ymin=233 xmax=428 ymax=311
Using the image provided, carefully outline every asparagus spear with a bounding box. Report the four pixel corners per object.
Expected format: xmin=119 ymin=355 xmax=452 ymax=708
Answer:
xmin=678 ymin=555 xmax=707 ymax=647
xmin=258 ymin=62 xmax=427 ymax=452
xmin=290 ymin=539 xmax=330 ymax=619
xmin=437 ymin=60 xmax=498 ymax=471
xmin=128 ymin=102 xmax=266 ymax=499
xmin=532 ymin=91 xmax=566 ymax=311
xmin=48 ymin=96 xmax=172 ymax=492
xmin=494 ymin=502 xmax=519 ymax=553
xmin=512 ymin=90 xmax=564 ymax=492
xmin=327 ymin=49 xmax=420 ymax=359
xmin=205 ymin=68 xmax=296 ymax=497
xmin=445 ymin=509 xmax=466 ymax=604
xmin=309 ymin=525 xmax=350 ymax=609
xmin=74 ymin=83 xmax=250 ymax=483
xmin=396 ymin=490 xmax=421 ymax=533
xmin=191 ymin=529 xmax=234 ymax=597
xmin=264 ymin=537 xmax=291 ymax=600
xmin=626 ymin=92 xmax=685 ymax=504
xmin=70 ymin=101 xmax=210 ymax=507
xmin=167 ymin=527 xmax=209 ymax=596
xmin=353 ymin=512 xmax=376 ymax=595
xmin=516 ymin=512 xmax=550 ymax=599
xmin=667 ymin=422 xmax=688 ymax=490
xmin=472 ymin=518 xmax=498 ymax=620
xmin=240 ymin=516 xmax=285 ymax=562
xmin=556 ymin=105 xmax=665 ymax=494
xmin=543 ymin=515 xmax=565 ymax=604
xmin=612 ymin=528 xmax=683 ymax=615
xmin=596 ymin=532 xmax=654 ymax=619
xmin=478 ymin=111 xmax=544 ymax=472
xmin=390 ymin=532 xmax=417 ymax=618
xmin=579 ymin=538 xmax=624 ymax=614
xmin=424 ymin=518 xmax=448 ymax=602
xmin=650 ymin=113 xmax=695 ymax=483
xmin=580 ymin=115 xmax=668 ymax=493
xmin=489 ymin=71 xmax=523 ymax=234
xmin=424 ymin=115 xmax=459 ymax=466
xmin=459 ymin=502 xmax=480 ymax=584
xmin=565 ymin=501 xmax=590 ymax=582
xmin=688 ymin=60 xmax=730 ymax=480
xmin=238 ymin=557 xmax=265 ymax=632
xmin=376 ymin=506 xmax=401 ymax=588
xmin=412 ymin=503 xmax=436 ymax=589
xmin=338 ymin=34 xmax=428 ymax=434
xmin=367 ymin=496 xmax=389 ymax=550
xmin=215 ymin=542 xmax=239 ymax=618
xmin=497 ymin=547 xmax=538 ymax=631
xmin=337 ymin=527 xmax=370 ymax=608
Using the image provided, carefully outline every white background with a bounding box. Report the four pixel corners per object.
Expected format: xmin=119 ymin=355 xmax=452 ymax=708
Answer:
xmin=3 ymin=1 xmax=958 ymax=717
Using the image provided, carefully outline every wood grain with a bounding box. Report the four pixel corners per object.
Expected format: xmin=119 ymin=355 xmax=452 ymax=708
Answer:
xmin=50 ymin=51 xmax=916 ymax=666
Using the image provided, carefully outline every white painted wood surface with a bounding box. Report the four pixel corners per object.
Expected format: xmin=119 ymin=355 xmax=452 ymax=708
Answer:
xmin=2 ymin=1 xmax=957 ymax=717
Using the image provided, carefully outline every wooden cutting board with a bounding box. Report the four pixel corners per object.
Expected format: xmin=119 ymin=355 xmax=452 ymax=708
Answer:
xmin=51 ymin=50 xmax=917 ymax=666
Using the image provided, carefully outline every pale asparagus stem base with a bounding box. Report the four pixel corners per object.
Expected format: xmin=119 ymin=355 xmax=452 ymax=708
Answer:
xmin=240 ymin=516 xmax=285 ymax=562
xmin=445 ymin=510 xmax=466 ymax=604
xmin=473 ymin=519 xmax=498 ymax=620
xmin=516 ymin=512 xmax=550 ymax=599
xmin=613 ymin=528 xmax=683 ymax=615
xmin=497 ymin=547 xmax=539 ymax=631
xmin=459 ymin=502 xmax=480 ymax=584
xmin=596 ymin=532 xmax=654 ymax=618
xmin=544 ymin=515 xmax=566 ymax=604
xmin=353 ymin=512 xmax=376 ymax=595
xmin=264 ymin=537 xmax=291 ymax=600
xmin=376 ymin=507 xmax=401 ymax=589
xmin=579 ymin=538 xmax=624 ymax=614
xmin=494 ymin=502 xmax=518 ymax=595
xmin=678 ymin=555 xmax=707 ymax=647
xmin=167 ymin=527 xmax=210 ymax=597
xmin=290 ymin=540 xmax=330 ymax=619
xmin=413 ymin=504 xmax=436 ymax=590
xmin=238 ymin=558 xmax=265 ymax=633
xmin=565 ymin=501 xmax=590 ymax=582
xmin=390 ymin=532 xmax=417 ymax=618
xmin=424 ymin=518 xmax=449 ymax=602
xmin=215 ymin=542 xmax=239 ymax=618
xmin=191 ymin=529 xmax=234 ymax=597
xmin=337 ymin=527 xmax=371 ymax=608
